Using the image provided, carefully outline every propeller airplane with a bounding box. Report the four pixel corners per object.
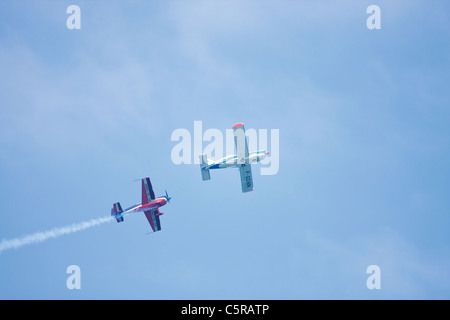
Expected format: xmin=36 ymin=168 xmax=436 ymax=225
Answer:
xmin=111 ymin=177 xmax=171 ymax=233
xmin=199 ymin=123 xmax=269 ymax=193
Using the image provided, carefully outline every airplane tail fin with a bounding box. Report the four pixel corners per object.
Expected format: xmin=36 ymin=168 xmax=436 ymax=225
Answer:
xmin=199 ymin=154 xmax=211 ymax=181
xmin=111 ymin=202 xmax=124 ymax=223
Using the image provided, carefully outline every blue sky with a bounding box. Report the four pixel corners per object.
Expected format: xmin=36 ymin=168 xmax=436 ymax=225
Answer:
xmin=0 ymin=0 xmax=449 ymax=299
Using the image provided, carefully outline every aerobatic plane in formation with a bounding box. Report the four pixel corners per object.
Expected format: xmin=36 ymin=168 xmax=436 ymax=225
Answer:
xmin=199 ymin=122 xmax=269 ymax=193
xmin=111 ymin=177 xmax=171 ymax=232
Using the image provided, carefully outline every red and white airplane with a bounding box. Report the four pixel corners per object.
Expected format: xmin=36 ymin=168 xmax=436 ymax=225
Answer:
xmin=111 ymin=177 xmax=171 ymax=233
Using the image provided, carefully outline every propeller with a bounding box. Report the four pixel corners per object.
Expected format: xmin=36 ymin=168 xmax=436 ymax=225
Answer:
xmin=164 ymin=190 xmax=172 ymax=203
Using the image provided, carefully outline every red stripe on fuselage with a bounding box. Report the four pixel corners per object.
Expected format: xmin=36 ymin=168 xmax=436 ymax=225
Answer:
xmin=133 ymin=198 xmax=167 ymax=213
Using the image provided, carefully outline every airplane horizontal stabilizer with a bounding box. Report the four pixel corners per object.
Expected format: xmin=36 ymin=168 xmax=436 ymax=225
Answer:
xmin=201 ymin=168 xmax=211 ymax=181
xmin=199 ymin=154 xmax=211 ymax=181
xmin=111 ymin=202 xmax=124 ymax=223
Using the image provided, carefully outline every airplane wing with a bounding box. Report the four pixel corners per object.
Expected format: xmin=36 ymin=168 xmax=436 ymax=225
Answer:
xmin=144 ymin=208 xmax=162 ymax=232
xmin=233 ymin=123 xmax=249 ymax=165
xmin=239 ymin=164 xmax=254 ymax=193
xmin=142 ymin=177 xmax=156 ymax=205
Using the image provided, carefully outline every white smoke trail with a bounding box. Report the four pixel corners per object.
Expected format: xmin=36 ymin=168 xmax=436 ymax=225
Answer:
xmin=0 ymin=215 xmax=114 ymax=254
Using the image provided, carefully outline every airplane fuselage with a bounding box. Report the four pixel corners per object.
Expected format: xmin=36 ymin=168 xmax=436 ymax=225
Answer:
xmin=207 ymin=151 xmax=268 ymax=169
xmin=111 ymin=177 xmax=170 ymax=231
xmin=123 ymin=198 xmax=167 ymax=216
